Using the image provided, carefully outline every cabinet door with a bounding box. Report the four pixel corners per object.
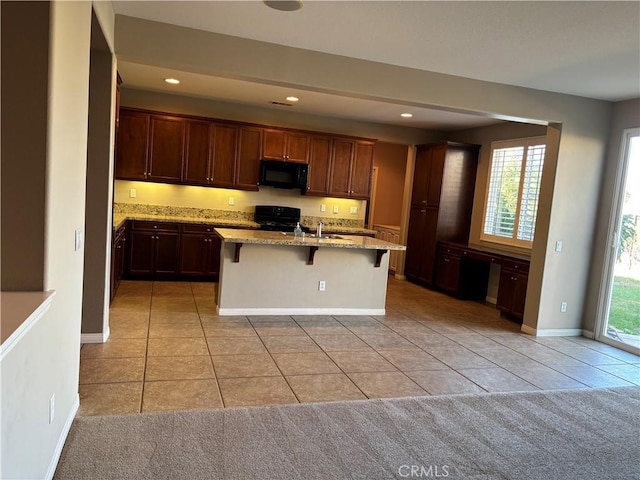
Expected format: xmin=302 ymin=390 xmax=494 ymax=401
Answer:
xmin=235 ymin=126 xmax=262 ymax=190
xmin=512 ymin=272 xmax=528 ymax=318
xmin=211 ymin=123 xmax=237 ymax=188
xmin=426 ymin=144 xmax=446 ymax=206
xmin=328 ymin=139 xmax=354 ymax=197
xmin=179 ymin=233 xmax=207 ymax=275
xmin=154 ymin=232 xmax=180 ymax=275
xmin=183 ymin=121 xmax=211 ymax=185
xmin=405 ymin=206 xmax=439 ymax=285
xmin=148 ymin=115 xmax=185 ymax=182
xmin=285 ymin=132 xmax=310 ymax=163
xmin=262 ymin=129 xmax=286 ymax=160
xmin=115 ymin=110 xmax=149 ymax=180
xmin=128 ymin=230 xmax=155 ymax=275
xmin=496 ymin=268 xmax=516 ymax=314
xmin=435 ymin=253 xmax=461 ymax=294
xmin=206 ymin=235 xmax=222 ymax=276
xmin=411 ymin=146 xmax=432 ymax=205
xmin=350 ymin=141 xmax=374 ymax=198
xmin=306 ymin=136 xmax=332 ymax=195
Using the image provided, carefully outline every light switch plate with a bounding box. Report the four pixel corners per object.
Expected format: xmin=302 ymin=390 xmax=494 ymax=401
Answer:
xmin=333 ymin=205 xmax=339 ymax=214
xmin=129 ymin=188 xmax=137 ymax=198
xmin=350 ymin=206 xmax=358 ymax=214
xmin=320 ymin=204 xmax=326 ymax=212
xmin=228 ymin=197 xmax=235 ymax=206
xmin=74 ymin=229 xmax=82 ymax=252
xmin=555 ymin=240 xmax=563 ymax=252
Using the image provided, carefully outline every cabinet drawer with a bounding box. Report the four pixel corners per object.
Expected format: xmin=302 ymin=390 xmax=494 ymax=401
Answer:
xmin=439 ymin=244 xmax=464 ymax=257
xmin=182 ymin=224 xmax=217 ymax=234
xmin=501 ymin=259 xmax=530 ymax=273
xmin=131 ymin=220 xmax=180 ymax=232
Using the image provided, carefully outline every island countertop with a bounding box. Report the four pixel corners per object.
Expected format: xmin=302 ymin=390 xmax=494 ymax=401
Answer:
xmin=214 ymin=228 xmax=406 ymax=250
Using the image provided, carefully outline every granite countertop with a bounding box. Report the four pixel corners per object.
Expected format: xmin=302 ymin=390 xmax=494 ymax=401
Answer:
xmin=113 ymin=213 xmax=259 ymax=231
xmin=214 ymin=228 xmax=406 ymax=250
xmin=317 ymin=225 xmax=378 ymax=236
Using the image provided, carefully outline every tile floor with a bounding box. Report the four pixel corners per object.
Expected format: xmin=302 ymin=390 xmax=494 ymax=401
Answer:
xmin=78 ymin=278 xmax=640 ymax=415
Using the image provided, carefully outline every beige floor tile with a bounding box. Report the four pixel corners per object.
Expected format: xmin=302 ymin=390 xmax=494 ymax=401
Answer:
xmin=190 ymin=282 xmax=216 ymax=297
xmin=212 ymin=353 xmax=281 ymax=378
xmin=456 ymin=367 xmax=540 ymax=392
xmin=150 ymin=311 xmax=200 ymax=324
xmin=81 ymin=338 xmax=147 ymax=359
xmin=406 ymin=370 xmax=485 ymax=395
xmin=347 ymin=372 xmax=427 ymax=399
xmin=286 ymin=373 xmax=366 ymax=403
xmin=206 ymin=336 xmax=267 ymax=355
xmin=327 ymin=351 xmax=398 ymax=373
xmin=421 ymin=346 xmax=495 ymax=369
xmin=271 ymin=352 xmax=341 ymax=375
xmin=145 ymin=355 xmax=214 ymax=381
xmin=147 ymin=337 xmax=210 ymax=356
xmin=254 ymin=322 xmax=306 ymax=336
xmin=298 ymin=321 xmax=351 ymax=337
xmin=377 ymin=348 xmax=450 ymax=372
xmin=357 ymin=333 xmax=416 ymax=350
xmin=195 ymin=302 xmax=218 ymax=315
xmin=109 ymin=297 xmax=151 ymax=310
xmin=109 ymin=309 xmax=150 ymax=324
xmin=109 ymin=322 xmax=150 ymax=339
xmin=142 ymin=379 xmax=223 ymax=412
xmin=79 ymin=357 xmax=145 ymax=384
xmin=200 ymin=315 xmax=251 ymax=326
xmin=203 ymin=324 xmax=258 ymax=337
xmin=260 ymin=335 xmax=321 ymax=354
xmin=78 ymin=382 xmax=143 ymax=416
xmin=218 ymin=376 xmax=297 ymax=407
xmin=312 ymin=334 xmax=372 ymax=352
xmin=152 ymin=281 xmax=194 ymax=296
xmin=248 ymin=315 xmax=295 ymax=324
xmin=148 ymin=323 xmax=204 ymax=338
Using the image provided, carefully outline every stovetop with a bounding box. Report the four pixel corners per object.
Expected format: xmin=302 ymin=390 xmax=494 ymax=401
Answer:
xmin=254 ymin=205 xmax=310 ymax=233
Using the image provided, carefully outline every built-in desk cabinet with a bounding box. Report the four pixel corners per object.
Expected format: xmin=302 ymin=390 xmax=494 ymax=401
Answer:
xmin=435 ymin=242 xmax=530 ymax=322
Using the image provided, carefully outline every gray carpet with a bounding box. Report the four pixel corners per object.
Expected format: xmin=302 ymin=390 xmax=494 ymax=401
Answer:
xmin=55 ymin=387 xmax=640 ymax=480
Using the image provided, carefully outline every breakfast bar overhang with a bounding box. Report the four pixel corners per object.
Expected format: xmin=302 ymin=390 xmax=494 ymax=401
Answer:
xmin=214 ymin=229 xmax=406 ymax=315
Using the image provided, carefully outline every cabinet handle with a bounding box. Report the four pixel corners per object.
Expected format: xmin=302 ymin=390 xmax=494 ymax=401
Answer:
xmin=444 ymin=258 xmax=450 ymax=263
xmin=420 ymin=209 xmax=426 ymax=213
xmin=421 ymin=200 xmax=427 ymax=204
xmin=154 ymin=225 xmax=158 ymax=229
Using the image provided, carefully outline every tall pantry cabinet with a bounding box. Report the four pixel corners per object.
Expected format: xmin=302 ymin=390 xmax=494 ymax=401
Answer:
xmin=404 ymin=142 xmax=480 ymax=286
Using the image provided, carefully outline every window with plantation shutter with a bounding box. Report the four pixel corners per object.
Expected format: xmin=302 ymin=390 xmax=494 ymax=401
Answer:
xmin=482 ymin=137 xmax=546 ymax=248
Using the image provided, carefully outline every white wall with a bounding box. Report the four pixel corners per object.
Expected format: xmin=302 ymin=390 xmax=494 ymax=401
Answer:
xmin=1 ymin=1 xmax=94 ymax=478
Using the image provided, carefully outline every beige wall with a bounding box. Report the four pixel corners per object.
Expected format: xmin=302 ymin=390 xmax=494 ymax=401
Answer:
xmin=372 ymin=142 xmax=409 ymax=227
xmin=584 ymin=98 xmax=640 ymax=334
xmin=1 ymin=2 xmax=93 ymax=478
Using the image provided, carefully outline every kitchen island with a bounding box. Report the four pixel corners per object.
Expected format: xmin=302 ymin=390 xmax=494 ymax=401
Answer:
xmin=214 ymin=228 xmax=406 ymax=315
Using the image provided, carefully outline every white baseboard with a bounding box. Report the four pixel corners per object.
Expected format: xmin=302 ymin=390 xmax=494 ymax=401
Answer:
xmin=217 ymin=307 xmax=386 ymax=316
xmin=581 ymin=329 xmax=595 ymax=339
xmin=485 ymin=296 xmax=497 ymax=305
xmin=520 ymin=325 xmax=584 ymax=337
xmin=45 ymin=393 xmax=79 ymax=480
xmin=80 ymin=327 xmax=110 ymax=344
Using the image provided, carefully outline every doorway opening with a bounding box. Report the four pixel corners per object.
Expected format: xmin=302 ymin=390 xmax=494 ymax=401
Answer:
xmin=597 ymin=129 xmax=640 ymax=354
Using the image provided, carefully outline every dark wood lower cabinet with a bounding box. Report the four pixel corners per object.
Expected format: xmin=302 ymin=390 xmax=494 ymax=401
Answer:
xmin=435 ymin=242 xmax=529 ymax=322
xmin=179 ymin=225 xmax=222 ymax=278
xmin=120 ymin=221 xmax=225 ymax=283
xmin=110 ymin=223 xmax=127 ymax=300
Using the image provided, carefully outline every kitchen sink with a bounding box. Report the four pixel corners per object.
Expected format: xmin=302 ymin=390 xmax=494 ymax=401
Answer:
xmin=279 ymin=232 xmax=343 ymax=240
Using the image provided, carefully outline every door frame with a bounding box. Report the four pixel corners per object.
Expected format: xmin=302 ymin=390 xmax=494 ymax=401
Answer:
xmin=594 ymin=127 xmax=639 ymax=354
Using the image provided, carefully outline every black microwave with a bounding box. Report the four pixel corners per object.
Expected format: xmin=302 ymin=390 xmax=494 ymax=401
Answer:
xmin=259 ymin=160 xmax=308 ymax=190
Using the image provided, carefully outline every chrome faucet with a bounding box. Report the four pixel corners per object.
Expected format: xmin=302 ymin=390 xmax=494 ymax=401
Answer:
xmin=316 ymin=221 xmax=323 ymax=237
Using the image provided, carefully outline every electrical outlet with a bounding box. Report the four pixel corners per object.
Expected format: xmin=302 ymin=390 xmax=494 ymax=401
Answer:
xmin=228 ymin=197 xmax=235 ymax=206
xmin=333 ymin=205 xmax=339 ymax=214
xmin=350 ymin=206 xmax=358 ymax=214
xmin=555 ymin=240 xmax=563 ymax=252
xmin=318 ymin=280 xmax=326 ymax=291
xmin=49 ymin=394 xmax=55 ymax=424
xmin=320 ymin=204 xmax=326 ymax=212
xmin=129 ymin=188 xmax=137 ymax=198
xmin=560 ymin=301 xmax=568 ymax=313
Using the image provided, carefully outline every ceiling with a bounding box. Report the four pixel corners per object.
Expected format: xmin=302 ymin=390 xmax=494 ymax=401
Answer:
xmin=112 ymin=1 xmax=640 ymax=131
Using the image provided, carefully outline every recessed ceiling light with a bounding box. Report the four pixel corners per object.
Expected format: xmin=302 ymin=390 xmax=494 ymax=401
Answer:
xmin=164 ymin=78 xmax=180 ymax=85
xmin=286 ymin=96 xmax=299 ymax=102
xmin=264 ymin=0 xmax=303 ymax=11
xmin=401 ymin=113 xmax=413 ymax=118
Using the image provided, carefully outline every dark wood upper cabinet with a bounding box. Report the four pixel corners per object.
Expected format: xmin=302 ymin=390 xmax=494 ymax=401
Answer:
xmin=115 ymin=110 xmax=149 ymax=180
xmin=211 ymin=123 xmax=238 ymax=188
xmin=263 ymin=129 xmax=310 ymax=163
xmin=328 ymin=139 xmax=354 ymax=197
xmin=148 ymin=115 xmax=185 ymax=183
xmin=306 ymin=136 xmax=332 ymax=195
xmin=235 ymin=126 xmax=262 ymax=190
xmin=350 ymin=141 xmax=374 ymax=198
xmin=328 ymin=139 xmax=373 ymax=199
xmin=183 ymin=120 xmax=211 ymax=185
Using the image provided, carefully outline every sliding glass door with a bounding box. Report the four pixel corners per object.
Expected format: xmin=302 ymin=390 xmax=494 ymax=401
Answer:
xmin=597 ymin=129 xmax=640 ymax=354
